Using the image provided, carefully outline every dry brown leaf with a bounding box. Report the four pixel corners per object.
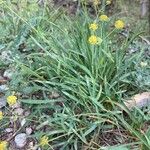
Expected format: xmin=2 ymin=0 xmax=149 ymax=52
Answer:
xmin=124 ymin=92 xmax=150 ymax=109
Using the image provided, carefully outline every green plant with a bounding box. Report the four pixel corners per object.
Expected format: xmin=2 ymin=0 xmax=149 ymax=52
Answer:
xmin=0 ymin=1 xmax=149 ymax=149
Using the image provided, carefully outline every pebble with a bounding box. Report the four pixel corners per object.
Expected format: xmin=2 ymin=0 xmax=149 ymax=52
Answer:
xmin=5 ymin=128 xmax=13 ymax=133
xmin=0 ymin=84 xmax=9 ymax=92
xmin=14 ymin=107 xmax=24 ymax=116
xmin=49 ymin=91 xmax=60 ymax=99
xmin=20 ymin=118 xmax=26 ymax=127
xmin=14 ymin=133 xmax=27 ymax=148
xmin=26 ymin=127 xmax=32 ymax=135
xmin=3 ymin=69 xmax=13 ymax=79
xmin=0 ymin=97 xmax=6 ymax=108
xmin=28 ymin=142 xmax=34 ymax=149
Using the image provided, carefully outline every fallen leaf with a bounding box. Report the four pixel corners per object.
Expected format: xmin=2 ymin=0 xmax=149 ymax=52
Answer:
xmin=124 ymin=92 xmax=150 ymax=109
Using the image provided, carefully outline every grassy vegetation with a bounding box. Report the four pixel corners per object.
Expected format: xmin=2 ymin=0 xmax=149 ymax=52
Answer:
xmin=0 ymin=0 xmax=149 ymax=150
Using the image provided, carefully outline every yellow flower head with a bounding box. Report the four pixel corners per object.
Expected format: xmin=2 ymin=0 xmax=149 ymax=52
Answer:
xmin=0 ymin=111 xmax=3 ymax=120
xmin=88 ymin=35 xmax=102 ymax=45
xmin=88 ymin=35 xmax=98 ymax=45
xmin=40 ymin=136 xmax=49 ymax=147
xmin=99 ymin=15 xmax=109 ymax=22
xmin=140 ymin=61 xmax=147 ymax=67
xmin=106 ymin=0 xmax=111 ymax=5
xmin=115 ymin=20 xmax=125 ymax=29
xmin=89 ymin=23 xmax=98 ymax=31
xmin=0 ymin=141 xmax=7 ymax=150
xmin=93 ymin=0 xmax=100 ymax=6
xmin=7 ymin=95 xmax=17 ymax=106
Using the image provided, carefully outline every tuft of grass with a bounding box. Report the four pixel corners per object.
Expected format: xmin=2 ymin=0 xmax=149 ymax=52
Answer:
xmin=0 ymin=1 xmax=149 ymax=149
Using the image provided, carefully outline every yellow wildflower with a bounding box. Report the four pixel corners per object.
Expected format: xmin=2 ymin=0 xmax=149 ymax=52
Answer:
xmin=99 ymin=15 xmax=109 ymax=22
xmin=88 ymin=35 xmax=98 ymax=45
xmin=106 ymin=0 xmax=111 ymax=5
xmin=0 ymin=141 xmax=7 ymax=150
xmin=93 ymin=0 xmax=100 ymax=6
xmin=115 ymin=20 xmax=125 ymax=29
xmin=140 ymin=61 xmax=147 ymax=67
xmin=7 ymin=95 xmax=17 ymax=106
xmin=89 ymin=23 xmax=98 ymax=31
xmin=40 ymin=136 xmax=49 ymax=147
xmin=88 ymin=35 xmax=102 ymax=45
xmin=0 ymin=111 xmax=3 ymax=120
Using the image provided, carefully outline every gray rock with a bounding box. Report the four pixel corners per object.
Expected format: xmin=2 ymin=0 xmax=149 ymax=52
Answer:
xmin=26 ymin=127 xmax=32 ymax=135
xmin=0 ymin=84 xmax=9 ymax=92
xmin=5 ymin=128 xmax=13 ymax=133
xmin=3 ymin=69 xmax=13 ymax=79
xmin=14 ymin=108 xmax=24 ymax=116
xmin=28 ymin=141 xmax=34 ymax=149
xmin=20 ymin=118 xmax=26 ymax=127
xmin=49 ymin=91 xmax=60 ymax=99
xmin=0 ymin=97 xmax=6 ymax=108
xmin=14 ymin=133 xmax=27 ymax=148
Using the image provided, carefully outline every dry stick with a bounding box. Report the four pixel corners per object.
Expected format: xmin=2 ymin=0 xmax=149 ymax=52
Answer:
xmin=139 ymin=35 xmax=150 ymax=45
xmin=120 ymin=30 xmax=150 ymax=45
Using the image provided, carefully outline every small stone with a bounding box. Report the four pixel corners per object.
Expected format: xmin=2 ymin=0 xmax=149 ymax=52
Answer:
xmin=5 ymin=128 xmax=13 ymax=133
xmin=14 ymin=133 xmax=27 ymax=148
xmin=0 ymin=97 xmax=6 ymax=108
xmin=26 ymin=127 xmax=32 ymax=135
xmin=20 ymin=118 xmax=26 ymax=127
xmin=49 ymin=91 xmax=60 ymax=99
xmin=3 ymin=69 xmax=13 ymax=79
xmin=0 ymin=84 xmax=9 ymax=92
xmin=14 ymin=108 xmax=24 ymax=116
xmin=28 ymin=141 xmax=34 ymax=148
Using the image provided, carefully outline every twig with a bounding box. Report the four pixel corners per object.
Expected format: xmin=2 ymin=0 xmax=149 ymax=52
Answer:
xmin=139 ymin=35 xmax=150 ymax=45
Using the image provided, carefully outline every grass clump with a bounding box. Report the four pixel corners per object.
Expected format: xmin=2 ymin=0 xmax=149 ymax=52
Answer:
xmin=0 ymin=1 xmax=150 ymax=150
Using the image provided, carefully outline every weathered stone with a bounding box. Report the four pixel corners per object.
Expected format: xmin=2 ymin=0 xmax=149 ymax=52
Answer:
xmin=26 ymin=127 xmax=33 ymax=135
xmin=14 ymin=108 xmax=24 ymax=116
xmin=0 ymin=97 xmax=6 ymax=108
xmin=3 ymin=69 xmax=13 ymax=79
xmin=5 ymin=128 xmax=13 ymax=133
xmin=14 ymin=133 xmax=27 ymax=148
xmin=0 ymin=85 xmax=9 ymax=92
